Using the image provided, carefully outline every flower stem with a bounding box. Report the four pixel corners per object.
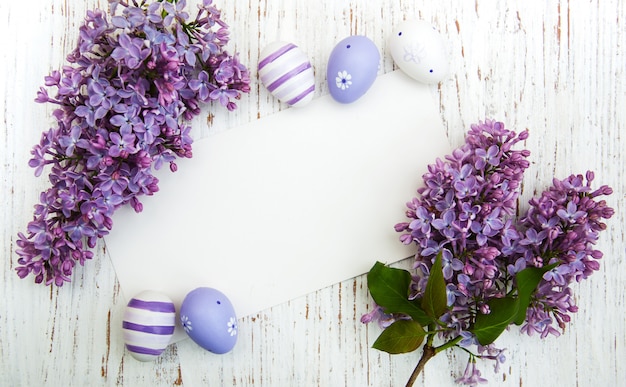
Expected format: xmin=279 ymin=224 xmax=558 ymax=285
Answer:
xmin=405 ymin=344 xmax=436 ymax=387
xmin=405 ymin=335 xmax=461 ymax=387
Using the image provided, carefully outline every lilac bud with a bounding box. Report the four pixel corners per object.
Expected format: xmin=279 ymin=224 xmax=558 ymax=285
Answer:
xmin=35 ymin=87 xmax=50 ymax=103
xmin=395 ymin=222 xmax=409 ymax=232
xmin=16 ymin=266 xmax=30 ymax=279
xmin=518 ymin=129 xmax=529 ymax=140
xmin=591 ymin=250 xmax=603 ymax=259
xmin=45 ymin=70 xmax=61 ymax=86
xmin=130 ymin=197 xmax=143 ymax=213
xmin=399 ymin=234 xmax=413 ymax=245
xmin=489 ymin=173 xmax=501 ymax=184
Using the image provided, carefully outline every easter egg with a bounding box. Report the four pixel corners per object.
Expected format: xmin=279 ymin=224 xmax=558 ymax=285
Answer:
xmin=388 ymin=20 xmax=449 ymax=84
xmin=326 ymin=35 xmax=380 ymax=104
xmin=258 ymin=41 xmax=315 ymax=107
xmin=180 ymin=287 xmax=238 ymax=354
xmin=122 ymin=290 xmax=176 ymax=361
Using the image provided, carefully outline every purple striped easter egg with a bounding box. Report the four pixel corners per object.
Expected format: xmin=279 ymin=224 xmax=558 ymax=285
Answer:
xmin=122 ymin=290 xmax=176 ymax=361
xmin=258 ymin=41 xmax=315 ymax=107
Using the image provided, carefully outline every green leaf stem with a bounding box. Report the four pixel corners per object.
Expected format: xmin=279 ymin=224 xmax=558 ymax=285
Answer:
xmin=421 ymin=253 xmax=448 ymax=320
xmin=473 ymin=296 xmax=519 ymax=345
xmin=366 ymin=262 xmax=431 ymax=325
xmin=372 ymin=319 xmax=427 ymax=354
xmin=512 ymin=263 xmax=558 ymax=325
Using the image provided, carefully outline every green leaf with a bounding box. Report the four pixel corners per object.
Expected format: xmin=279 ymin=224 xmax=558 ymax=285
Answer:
xmin=372 ymin=320 xmax=426 ymax=354
xmin=366 ymin=262 xmax=432 ymax=325
xmin=513 ymin=263 xmax=558 ymax=325
xmin=473 ymin=297 xmax=519 ymax=345
xmin=421 ymin=252 xmax=448 ymax=319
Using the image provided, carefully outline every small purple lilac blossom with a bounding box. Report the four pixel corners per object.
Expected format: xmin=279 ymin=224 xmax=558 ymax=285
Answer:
xmin=364 ymin=119 xmax=613 ymax=385
xmin=455 ymin=358 xmax=488 ymax=386
xmin=16 ymin=0 xmax=251 ymax=286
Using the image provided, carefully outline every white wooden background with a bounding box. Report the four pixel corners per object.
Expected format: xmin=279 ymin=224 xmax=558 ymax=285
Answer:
xmin=1 ymin=0 xmax=625 ymax=386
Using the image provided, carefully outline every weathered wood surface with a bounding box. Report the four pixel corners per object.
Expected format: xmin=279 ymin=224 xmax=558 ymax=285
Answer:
xmin=1 ymin=0 xmax=624 ymax=385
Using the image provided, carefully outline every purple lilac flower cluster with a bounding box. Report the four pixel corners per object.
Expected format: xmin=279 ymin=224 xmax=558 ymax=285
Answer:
xmin=395 ymin=120 xmax=531 ymax=337
xmin=388 ymin=119 xmax=613 ymax=385
xmin=16 ymin=0 xmax=250 ymax=286
xmin=510 ymin=171 xmax=614 ymax=338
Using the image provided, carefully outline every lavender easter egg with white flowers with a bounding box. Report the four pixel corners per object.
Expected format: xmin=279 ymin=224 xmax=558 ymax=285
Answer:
xmin=388 ymin=20 xmax=449 ymax=84
xmin=326 ymin=35 xmax=380 ymax=104
xmin=258 ymin=41 xmax=315 ymax=107
xmin=122 ymin=290 xmax=176 ymax=361
xmin=180 ymin=287 xmax=238 ymax=354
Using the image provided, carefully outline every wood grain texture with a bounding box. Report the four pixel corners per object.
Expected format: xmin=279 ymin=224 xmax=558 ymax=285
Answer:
xmin=1 ymin=0 xmax=624 ymax=386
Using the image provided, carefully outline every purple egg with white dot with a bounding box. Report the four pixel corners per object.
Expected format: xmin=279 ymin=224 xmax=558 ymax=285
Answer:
xmin=180 ymin=287 xmax=238 ymax=354
xmin=326 ymin=35 xmax=380 ymax=104
xmin=122 ymin=290 xmax=176 ymax=361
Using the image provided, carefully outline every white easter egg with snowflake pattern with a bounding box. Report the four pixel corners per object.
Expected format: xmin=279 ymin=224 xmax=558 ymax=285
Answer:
xmin=389 ymin=21 xmax=449 ymax=84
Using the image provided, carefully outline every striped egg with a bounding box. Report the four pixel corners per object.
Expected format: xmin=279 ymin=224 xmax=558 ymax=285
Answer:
xmin=122 ymin=290 xmax=176 ymax=361
xmin=258 ymin=41 xmax=315 ymax=107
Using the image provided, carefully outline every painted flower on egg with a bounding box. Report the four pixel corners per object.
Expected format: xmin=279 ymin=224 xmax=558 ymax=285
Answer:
xmin=181 ymin=315 xmax=193 ymax=333
xmin=388 ymin=20 xmax=449 ymax=84
xmin=326 ymin=35 xmax=379 ymax=103
xmin=227 ymin=317 xmax=238 ymax=337
xmin=336 ymin=71 xmax=352 ymax=90
xmin=403 ymin=42 xmax=426 ymax=64
xmin=180 ymin=287 xmax=238 ymax=354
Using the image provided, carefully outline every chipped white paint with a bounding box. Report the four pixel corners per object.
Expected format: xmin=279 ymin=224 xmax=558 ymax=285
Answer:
xmin=1 ymin=0 xmax=625 ymax=385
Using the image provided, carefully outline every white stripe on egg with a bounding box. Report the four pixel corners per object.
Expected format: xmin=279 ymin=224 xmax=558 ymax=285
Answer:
xmin=258 ymin=41 xmax=315 ymax=107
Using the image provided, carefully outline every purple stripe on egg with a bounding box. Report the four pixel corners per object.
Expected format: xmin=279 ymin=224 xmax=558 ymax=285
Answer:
xmin=258 ymin=43 xmax=297 ymax=69
xmin=125 ymin=344 xmax=164 ymax=356
xmin=123 ymin=321 xmax=175 ymax=335
xmin=286 ymin=84 xmax=315 ymax=106
xmin=128 ymin=299 xmax=175 ymax=313
xmin=267 ymin=62 xmax=312 ymax=92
